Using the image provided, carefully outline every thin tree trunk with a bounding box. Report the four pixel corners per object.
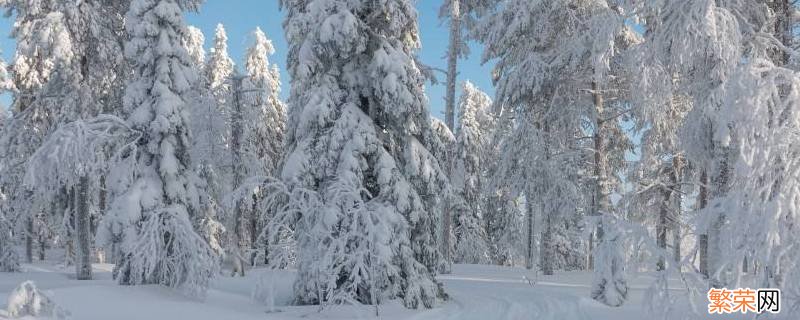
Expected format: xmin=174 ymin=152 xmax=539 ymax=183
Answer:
xmin=25 ymin=217 xmax=33 ymax=263
xmin=441 ymin=202 xmax=453 ymax=273
xmin=251 ymin=192 xmax=260 ymax=266
xmin=525 ymin=196 xmax=535 ymax=270
xmin=65 ymin=187 xmax=75 ymax=267
xmin=230 ymin=76 xmax=246 ymax=277
xmin=698 ymin=171 xmax=709 ymax=278
xmin=657 ymin=191 xmax=668 ymax=271
xmin=708 ymin=148 xmax=730 ymax=287
xmin=590 ymin=80 xmax=627 ymax=307
xmin=540 ymin=210 xmax=553 ymax=275
xmin=38 ymin=236 xmax=46 ymax=261
xmin=768 ymin=0 xmax=791 ymax=66
xmin=75 ymin=176 xmax=93 ymax=280
xmin=588 ymin=231 xmax=594 ymax=270
xmin=441 ymin=0 xmax=461 ymax=274
xmin=590 ymin=81 xmax=609 ymax=268
xmin=672 ymin=156 xmax=683 ymax=267
xmin=445 ymin=0 xmax=460 ymax=131
xmin=96 ymin=175 xmax=106 ymax=263
xmin=540 ymin=122 xmax=554 ymax=275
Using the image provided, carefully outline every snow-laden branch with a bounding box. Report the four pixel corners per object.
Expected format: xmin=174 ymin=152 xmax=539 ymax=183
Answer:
xmin=24 ymin=115 xmax=141 ymax=193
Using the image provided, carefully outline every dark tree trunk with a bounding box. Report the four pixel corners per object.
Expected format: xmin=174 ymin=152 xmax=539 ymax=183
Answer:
xmin=75 ymin=176 xmax=93 ymax=280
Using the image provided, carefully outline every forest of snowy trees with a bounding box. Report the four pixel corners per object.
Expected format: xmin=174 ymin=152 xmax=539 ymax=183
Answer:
xmin=0 ymin=0 xmax=799 ymax=318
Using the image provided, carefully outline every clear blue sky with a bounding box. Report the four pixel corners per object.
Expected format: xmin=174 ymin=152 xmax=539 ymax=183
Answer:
xmin=0 ymin=0 xmax=495 ymax=122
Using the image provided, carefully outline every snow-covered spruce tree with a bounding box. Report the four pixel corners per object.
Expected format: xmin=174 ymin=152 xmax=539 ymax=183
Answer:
xmin=182 ymin=24 xmax=228 ymax=266
xmin=277 ymin=0 xmax=448 ymax=308
xmin=109 ymin=0 xmax=218 ymax=297
xmin=192 ymin=24 xmax=234 ymax=209
xmin=452 ymin=81 xmax=491 ymax=264
xmin=239 ymin=27 xmax=286 ymax=266
xmin=0 ymin=51 xmax=11 ymax=96
xmin=429 ymin=117 xmax=456 ymax=271
xmin=0 ymin=53 xmax=20 ymax=272
xmin=201 ymin=23 xmax=242 ymax=275
xmin=437 ymin=0 xmax=492 ymax=270
xmin=479 ymin=106 xmax=526 ymax=266
xmin=475 ymin=0 xmax=634 ymax=305
xmin=184 ymin=26 xmax=206 ymax=70
xmin=206 ymin=23 xmax=235 ymax=95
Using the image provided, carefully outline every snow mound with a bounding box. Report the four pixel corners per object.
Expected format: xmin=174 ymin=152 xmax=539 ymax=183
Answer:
xmin=4 ymin=281 xmax=70 ymax=319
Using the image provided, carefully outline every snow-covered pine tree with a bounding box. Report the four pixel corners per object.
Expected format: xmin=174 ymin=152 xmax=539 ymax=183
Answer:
xmin=109 ymin=0 xmax=217 ymax=297
xmin=4 ymin=0 xmax=131 ymax=279
xmin=0 ymin=0 xmax=73 ymax=264
xmin=452 ymin=81 xmax=491 ymax=264
xmin=475 ymin=0 xmax=634 ymax=305
xmin=276 ymin=0 xmax=448 ymax=308
xmin=629 ymin=0 xmax=768 ymax=289
xmin=625 ymin=6 xmax=696 ymax=272
xmin=240 ymin=27 xmax=286 ymax=266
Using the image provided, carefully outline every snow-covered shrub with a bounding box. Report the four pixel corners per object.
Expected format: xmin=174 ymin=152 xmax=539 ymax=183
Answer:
xmin=5 ymin=281 xmax=70 ymax=319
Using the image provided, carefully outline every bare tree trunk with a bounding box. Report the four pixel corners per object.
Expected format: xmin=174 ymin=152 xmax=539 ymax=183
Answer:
xmin=707 ymin=148 xmax=731 ymax=287
xmin=25 ymin=217 xmax=33 ymax=263
xmin=540 ymin=210 xmax=553 ymax=275
xmin=589 ymin=81 xmax=607 ymax=270
xmin=525 ymin=196 xmax=535 ymax=270
xmin=590 ymin=81 xmax=627 ymax=307
xmin=587 ymin=231 xmax=594 ymax=270
xmin=440 ymin=201 xmax=453 ymax=273
xmin=671 ymin=156 xmax=683 ymax=267
xmin=540 ymin=122 xmax=554 ymax=275
xmin=768 ymin=0 xmax=791 ymax=66
xmin=230 ymin=76 xmax=246 ymax=277
xmin=75 ymin=176 xmax=93 ymax=280
xmin=698 ymin=171 xmax=709 ymax=278
xmin=64 ymin=187 xmax=75 ymax=267
xmin=96 ymin=176 xmax=107 ymax=263
xmin=440 ymin=0 xmax=461 ymax=274
xmin=590 ymin=81 xmax=609 ymax=269
xmin=251 ymin=193 xmax=260 ymax=266
xmin=657 ymin=192 xmax=668 ymax=271
xmin=38 ymin=236 xmax=46 ymax=261
xmin=445 ymin=0 xmax=460 ymax=131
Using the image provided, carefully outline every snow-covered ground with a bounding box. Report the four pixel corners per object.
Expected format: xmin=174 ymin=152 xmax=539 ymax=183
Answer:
xmin=0 ymin=262 xmax=777 ymax=319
